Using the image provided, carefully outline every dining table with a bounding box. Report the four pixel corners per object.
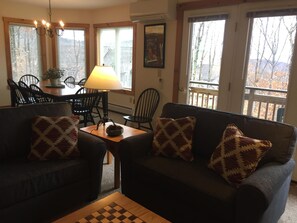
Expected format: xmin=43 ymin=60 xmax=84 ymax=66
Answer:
xmin=36 ymin=80 xmax=85 ymax=101
xmin=16 ymin=80 xmax=107 ymax=115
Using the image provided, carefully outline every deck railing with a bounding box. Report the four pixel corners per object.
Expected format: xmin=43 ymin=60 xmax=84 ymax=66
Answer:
xmin=188 ymin=81 xmax=286 ymax=122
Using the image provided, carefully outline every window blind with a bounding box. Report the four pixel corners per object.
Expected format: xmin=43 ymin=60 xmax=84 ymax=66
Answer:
xmin=188 ymin=14 xmax=229 ymax=23
xmin=247 ymin=8 xmax=297 ymax=18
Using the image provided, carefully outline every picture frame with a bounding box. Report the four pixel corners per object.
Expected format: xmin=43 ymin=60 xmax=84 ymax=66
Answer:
xmin=144 ymin=23 xmax=166 ymax=68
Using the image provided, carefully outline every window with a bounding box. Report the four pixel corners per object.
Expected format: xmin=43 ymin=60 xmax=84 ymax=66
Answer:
xmin=3 ymin=17 xmax=46 ymax=81
xmin=53 ymin=24 xmax=90 ymax=82
xmin=187 ymin=15 xmax=228 ymax=109
xmin=243 ymin=10 xmax=297 ymax=121
xmin=94 ymin=22 xmax=136 ymax=94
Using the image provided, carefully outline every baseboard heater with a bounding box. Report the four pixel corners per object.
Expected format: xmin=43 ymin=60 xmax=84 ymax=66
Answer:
xmin=107 ymin=103 xmax=133 ymax=116
xmin=94 ymin=102 xmax=132 ymax=116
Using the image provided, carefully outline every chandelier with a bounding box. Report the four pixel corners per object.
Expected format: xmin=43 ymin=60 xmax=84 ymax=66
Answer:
xmin=33 ymin=0 xmax=64 ymax=38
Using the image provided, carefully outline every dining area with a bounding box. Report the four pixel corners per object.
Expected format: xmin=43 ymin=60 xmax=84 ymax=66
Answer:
xmin=7 ymin=74 xmax=101 ymax=127
xmin=7 ymin=66 xmax=123 ymax=128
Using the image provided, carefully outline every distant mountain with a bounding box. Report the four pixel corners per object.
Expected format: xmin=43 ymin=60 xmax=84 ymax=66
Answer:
xmin=249 ymin=59 xmax=290 ymax=74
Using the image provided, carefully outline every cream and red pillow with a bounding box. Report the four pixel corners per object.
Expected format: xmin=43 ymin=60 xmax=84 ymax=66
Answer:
xmin=28 ymin=115 xmax=80 ymax=160
xmin=152 ymin=116 xmax=196 ymax=161
xmin=208 ymin=123 xmax=272 ymax=186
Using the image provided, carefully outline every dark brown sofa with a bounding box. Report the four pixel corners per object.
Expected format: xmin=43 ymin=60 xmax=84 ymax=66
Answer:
xmin=119 ymin=102 xmax=297 ymax=223
xmin=0 ymin=103 xmax=106 ymax=223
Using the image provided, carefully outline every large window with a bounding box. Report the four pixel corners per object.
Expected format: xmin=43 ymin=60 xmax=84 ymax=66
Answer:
xmin=53 ymin=24 xmax=90 ymax=82
xmin=187 ymin=15 xmax=227 ymax=109
xmin=3 ymin=17 xmax=46 ymax=81
xmin=243 ymin=11 xmax=297 ymax=121
xmin=178 ymin=2 xmax=297 ymax=123
xmin=94 ymin=22 xmax=136 ymax=94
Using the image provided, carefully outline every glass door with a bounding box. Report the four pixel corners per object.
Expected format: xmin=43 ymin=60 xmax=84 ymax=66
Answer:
xmin=187 ymin=15 xmax=227 ymax=109
xmin=242 ymin=10 xmax=297 ymax=122
xmin=178 ymin=6 xmax=236 ymax=111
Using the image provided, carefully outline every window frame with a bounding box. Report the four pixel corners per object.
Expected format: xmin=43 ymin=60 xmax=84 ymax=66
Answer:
xmin=93 ymin=21 xmax=136 ymax=96
xmin=3 ymin=17 xmax=47 ymax=80
xmin=51 ymin=23 xmax=90 ymax=78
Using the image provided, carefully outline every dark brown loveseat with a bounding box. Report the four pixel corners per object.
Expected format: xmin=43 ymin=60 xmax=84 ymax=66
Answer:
xmin=119 ymin=102 xmax=297 ymax=223
xmin=0 ymin=103 xmax=106 ymax=223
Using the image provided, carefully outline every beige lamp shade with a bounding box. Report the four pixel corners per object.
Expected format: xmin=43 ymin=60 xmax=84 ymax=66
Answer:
xmin=84 ymin=66 xmax=122 ymax=90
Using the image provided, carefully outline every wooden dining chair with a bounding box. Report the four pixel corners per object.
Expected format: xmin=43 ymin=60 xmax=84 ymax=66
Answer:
xmin=19 ymin=74 xmax=39 ymax=85
xmin=30 ymin=84 xmax=53 ymax=103
xmin=72 ymin=87 xmax=99 ymax=126
xmin=7 ymin=79 xmax=30 ymax=106
xmin=123 ymin=88 xmax=160 ymax=130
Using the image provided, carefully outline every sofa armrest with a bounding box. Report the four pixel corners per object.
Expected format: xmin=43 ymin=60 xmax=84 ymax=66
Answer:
xmin=236 ymin=159 xmax=295 ymax=222
xmin=78 ymin=130 xmax=107 ymax=200
xmin=119 ymin=132 xmax=154 ymax=161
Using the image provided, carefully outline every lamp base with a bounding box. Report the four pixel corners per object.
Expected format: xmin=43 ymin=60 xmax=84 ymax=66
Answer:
xmin=96 ymin=117 xmax=124 ymax=137
xmin=106 ymin=124 xmax=124 ymax=137
xmin=96 ymin=117 xmax=112 ymax=129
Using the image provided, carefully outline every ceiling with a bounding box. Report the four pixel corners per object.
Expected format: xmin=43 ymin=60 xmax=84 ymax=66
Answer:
xmin=6 ymin=0 xmax=138 ymax=9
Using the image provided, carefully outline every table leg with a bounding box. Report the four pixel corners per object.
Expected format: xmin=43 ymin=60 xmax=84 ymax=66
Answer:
xmin=107 ymin=151 xmax=113 ymax=164
xmin=107 ymin=143 xmax=120 ymax=189
xmin=114 ymin=155 xmax=120 ymax=189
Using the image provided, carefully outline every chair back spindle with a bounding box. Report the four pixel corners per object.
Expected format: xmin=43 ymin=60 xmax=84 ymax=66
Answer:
xmin=19 ymin=74 xmax=39 ymax=85
xmin=18 ymin=81 xmax=36 ymax=104
xmin=30 ymin=84 xmax=53 ymax=103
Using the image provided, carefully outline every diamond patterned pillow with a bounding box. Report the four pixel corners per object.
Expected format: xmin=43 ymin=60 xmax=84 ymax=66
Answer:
xmin=208 ymin=123 xmax=272 ymax=186
xmin=152 ymin=116 xmax=196 ymax=161
xmin=28 ymin=116 xmax=80 ymax=160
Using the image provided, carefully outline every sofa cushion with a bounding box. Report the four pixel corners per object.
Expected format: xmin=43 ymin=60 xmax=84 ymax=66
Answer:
xmin=28 ymin=116 xmax=80 ymax=160
xmin=131 ymin=156 xmax=236 ymax=222
xmin=0 ymin=158 xmax=89 ymax=209
xmin=152 ymin=116 xmax=196 ymax=161
xmin=208 ymin=123 xmax=272 ymax=186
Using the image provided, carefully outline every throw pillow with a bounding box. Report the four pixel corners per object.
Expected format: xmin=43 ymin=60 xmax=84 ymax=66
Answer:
xmin=28 ymin=115 xmax=80 ymax=160
xmin=208 ymin=123 xmax=272 ymax=186
xmin=152 ymin=116 xmax=196 ymax=161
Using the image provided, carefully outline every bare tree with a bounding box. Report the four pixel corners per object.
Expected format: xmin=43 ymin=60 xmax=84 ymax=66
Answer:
xmin=207 ymin=21 xmax=221 ymax=82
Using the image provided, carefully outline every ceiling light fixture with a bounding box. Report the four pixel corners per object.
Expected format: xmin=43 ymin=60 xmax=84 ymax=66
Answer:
xmin=33 ymin=0 xmax=64 ymax=38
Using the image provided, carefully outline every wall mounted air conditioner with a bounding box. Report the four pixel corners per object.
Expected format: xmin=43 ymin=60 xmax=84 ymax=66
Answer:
xmin=129 ymin=0 xmax=177 ymax=23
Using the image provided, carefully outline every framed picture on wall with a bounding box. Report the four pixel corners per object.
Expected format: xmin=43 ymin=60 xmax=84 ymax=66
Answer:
xmin=144 ymin=23 xmax=166 ymax=68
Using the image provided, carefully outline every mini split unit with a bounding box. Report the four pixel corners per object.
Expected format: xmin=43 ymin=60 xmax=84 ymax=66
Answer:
xmin=129 ymin=0 xmax=177 ymax=23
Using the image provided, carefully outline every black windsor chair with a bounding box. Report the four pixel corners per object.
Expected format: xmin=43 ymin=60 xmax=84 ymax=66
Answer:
xmin=72 ymin=87 xmax=100 ymax=127
xmin=123 ymin=88 xmax=160 ymax=130
xmin=64 ymin=76 xmax=76 ymax=84
xmin=30 ymin=84 xmax=54 ymax=103
xmin=19 ymin=74 xmax=39 ymax=85
xmin=18 ymin=81 xmax=36 ymax=104
xmin=7 ymin=79 xmax=30 ymax=106
xmin=77 ymin=78 xmax=87 ymax=86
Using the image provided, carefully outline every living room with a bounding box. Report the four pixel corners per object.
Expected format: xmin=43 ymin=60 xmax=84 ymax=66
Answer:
xmin=1 ymin=0 xmax=297 ymax=178
xmin=1 ymin=0 xmax=297 ymax=222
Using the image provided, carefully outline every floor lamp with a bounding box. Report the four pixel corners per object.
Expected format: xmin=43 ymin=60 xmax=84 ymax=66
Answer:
xmin=84 ymin=66 xmax=122 ymax=129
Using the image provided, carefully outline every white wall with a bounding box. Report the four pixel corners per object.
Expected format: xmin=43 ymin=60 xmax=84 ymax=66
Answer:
xmin=90 ymin=5 xmax=176 ymax=117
